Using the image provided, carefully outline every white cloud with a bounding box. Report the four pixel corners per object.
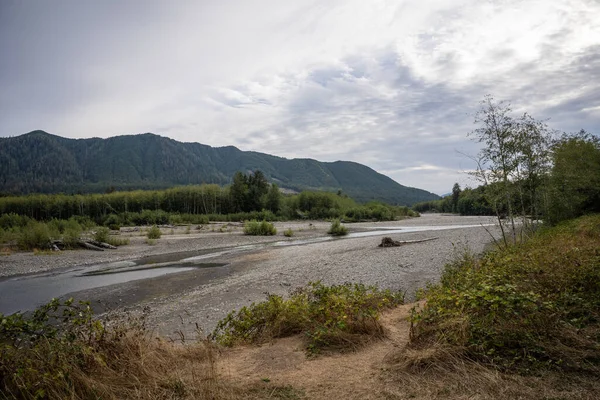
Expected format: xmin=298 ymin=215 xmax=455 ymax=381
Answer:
xmin=1 ymin=0 xmax=599 ymax=194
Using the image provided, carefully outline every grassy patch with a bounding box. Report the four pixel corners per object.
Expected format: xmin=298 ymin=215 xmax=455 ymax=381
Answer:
xmin=244 ymin=220 xmax=277 ymax=236
xmin=408 ymin=214 xmax=600 ymax=372
xmin=327 ymin=219 xmax=348 ymax=236
xmin=147 ymin=225 xmax=162 ymax=239
xmin=212 ymin=282 xmax=403 ymax=354
xmin=283 ymin=228 xmax=294 ymax=237
xmin=0 ymin=299 xmax=230 ymax=400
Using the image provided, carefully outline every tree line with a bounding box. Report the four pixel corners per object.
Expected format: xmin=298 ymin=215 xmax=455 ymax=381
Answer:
xmin=0 ymin=171 xmax=417 ymax=228
xmin=413 ymin=96 xmax=600 ymax=234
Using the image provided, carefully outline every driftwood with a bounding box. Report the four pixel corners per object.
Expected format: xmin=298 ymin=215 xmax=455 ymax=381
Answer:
xmin=51 ymin=239 xmax=116 ymax=251
xmin=378 ymin=237 xmax=438 ymax=247
xmin=87 ymin=240 xmax=117 ymax=249
xmin=77 ymin=240 xmax=104 ymax=251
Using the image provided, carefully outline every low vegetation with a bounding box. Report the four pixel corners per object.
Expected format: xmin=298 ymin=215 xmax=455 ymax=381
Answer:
xmin=243 ymin=220 xmax=277 ymax=236
xmin=146 ymin=225 xmax=162 ymax=239
xmin=0 ymin=299 xmax=232 ymax=400
xmin=407 ymin=214 xmax=600 ymax=373
xmin=212 ymin=282 xmax=403 ymax=354
xmin=327 ymin=219 xmax=348 ymax=236
xmin=283 ymin=228 xmax=294 ymax=237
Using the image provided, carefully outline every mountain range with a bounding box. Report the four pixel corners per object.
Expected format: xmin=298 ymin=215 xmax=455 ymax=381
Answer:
xmin=0 ymin=131 xmax=439 ymax=205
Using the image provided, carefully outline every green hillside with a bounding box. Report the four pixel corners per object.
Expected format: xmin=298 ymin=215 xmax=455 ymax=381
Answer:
xmin=0 ymin=131 xmax=439 ymax=205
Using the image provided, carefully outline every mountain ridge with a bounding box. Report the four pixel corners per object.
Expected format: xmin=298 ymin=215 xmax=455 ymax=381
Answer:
xmin=0 ymin=130 xmax=440 ymax=205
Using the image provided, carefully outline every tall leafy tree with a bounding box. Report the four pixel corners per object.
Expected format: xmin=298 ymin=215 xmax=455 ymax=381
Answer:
xmin=546 ymin=131 xmax=600 ymax=224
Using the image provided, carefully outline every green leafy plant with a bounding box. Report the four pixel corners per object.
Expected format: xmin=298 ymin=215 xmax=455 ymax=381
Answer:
xmin=327 ymin=219 xmax=348 ymax=236
xmin=147 ymin=225 xmax=162 ymax=239
xmin=409 ymin=214 xmax=600 ymax=372
xmin=94 ymin=226 xmax=110 ymax=243
xmin=283 ymin=228 xmax=294 ymax=237
xmin=244 ymin=220 xmax=277 ymax=236
xmin=212 ymin=282 xmax=403 ymax=354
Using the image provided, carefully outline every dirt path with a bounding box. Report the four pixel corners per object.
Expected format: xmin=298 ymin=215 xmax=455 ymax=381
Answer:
xmin=218 ymin=305 xmax=413 ymax=399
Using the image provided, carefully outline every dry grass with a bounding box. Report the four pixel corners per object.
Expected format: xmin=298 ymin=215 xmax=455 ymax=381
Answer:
xmin=382 ymin=344 xmax=600 ymax=399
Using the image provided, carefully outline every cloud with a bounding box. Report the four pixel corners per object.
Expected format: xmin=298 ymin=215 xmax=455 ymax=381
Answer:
xmin=0 ymin=0 xmax=599 ymax=194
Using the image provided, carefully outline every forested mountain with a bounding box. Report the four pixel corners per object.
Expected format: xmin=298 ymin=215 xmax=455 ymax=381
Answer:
xmin=0 ymin=131 xmax=439 ymax=205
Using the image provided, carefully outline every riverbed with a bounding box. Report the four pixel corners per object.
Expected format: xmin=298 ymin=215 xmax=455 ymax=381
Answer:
xmin=0 ymin=214 xmax=500 ymax=338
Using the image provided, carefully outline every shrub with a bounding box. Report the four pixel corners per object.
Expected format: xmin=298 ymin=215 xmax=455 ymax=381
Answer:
xmin=62 ymin=219 xmax=82 ymax=248
xmin=283 ymin=228 xmax=294 ymax=237
xmin=244 ymin=220 xmax=277 ymax=236
xmin=106 ymin=236 xmax=130 ymax=247
xmin=103 ymin=213 xmax=122 ymax=230
xmin=147 ymin=225 xmax=162 ymax=239
xmin=212 ymin=282 xmax=403 ymax=354
xmin=409 ymin=214 xmax=600 ymax=372
xmin=0 ymin=298 xmax=220 ymax=399
xmin=327 ymin=219 xmax=348 ymax=236
xmin=94 ymin=227 xmax=110 ymax=243
xmin=18 ymin=221 xmax=56 ymax=250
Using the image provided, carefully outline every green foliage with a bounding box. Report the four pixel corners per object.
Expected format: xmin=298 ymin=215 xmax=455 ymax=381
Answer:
xmin=0 ymin=298 xmax=102 ymax=398
xmin=94 ymin=226 xmax=110 ymax=243
xmin=147 ymin=225 xmax=162 ymax=239
xmin=244 ymin=220 xmax=277 ymax=236
xmin=410 ymin=214 xmax=600 ymax=372
xmin=327 ymin=219 xmax=348 ymax=236
xmin=283 ymin=228 xmax=294 ymax=237
xmin=103 ymin=213 xmax=121 ymax=230
xmin=212 ymin=282 xmax=403 ymax=353
xmin=545 ymin=131 xmax=600 ymax=225
xmin=17 ymin=221 xmax=57 ymax=250
xmin=61 ymin=219 xmax=82 ymax=248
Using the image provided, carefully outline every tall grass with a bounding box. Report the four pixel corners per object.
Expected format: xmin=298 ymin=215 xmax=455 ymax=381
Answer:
xmin=0 ymin=299 xmax=229 ymax=400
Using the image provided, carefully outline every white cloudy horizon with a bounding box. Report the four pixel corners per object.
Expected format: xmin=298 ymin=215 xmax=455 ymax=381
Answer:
xmin=1 ymin=0 xmax=599 ymax=195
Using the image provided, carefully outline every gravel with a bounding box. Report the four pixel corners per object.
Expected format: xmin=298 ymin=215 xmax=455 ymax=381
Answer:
xmin=0 ymin=214 xmax=501 ymax=339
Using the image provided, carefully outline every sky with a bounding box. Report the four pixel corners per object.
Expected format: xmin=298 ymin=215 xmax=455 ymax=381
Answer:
xmin=1 ymin=0 xmax=599 ymax=195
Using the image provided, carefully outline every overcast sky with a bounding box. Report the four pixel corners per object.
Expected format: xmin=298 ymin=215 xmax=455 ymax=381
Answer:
xmin=1 ymin=0 xmax=599 ymax=194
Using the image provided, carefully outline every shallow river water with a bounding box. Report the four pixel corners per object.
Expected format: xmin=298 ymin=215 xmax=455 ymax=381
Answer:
xmin=0 ymin=223 xmax=493 ymax=315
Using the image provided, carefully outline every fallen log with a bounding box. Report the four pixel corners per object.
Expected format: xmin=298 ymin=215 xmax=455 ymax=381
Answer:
xmin=378 ymin=237 xmax=438 ymax=247
xmin=87 ymin=239 xmax=117 ymax=249
xmin=77 ymin=240 xmax=104 ymax=251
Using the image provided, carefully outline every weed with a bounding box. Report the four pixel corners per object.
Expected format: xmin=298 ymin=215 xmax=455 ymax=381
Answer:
xmin=408 ymin=214 xmax=600 ymax=372
xmin=244 ymin=220 xmax=277 ymax=236
xmin=327 ymin=219 xmax=348 ymax=236
xmin=146 ymin=238 xmax=157 ymax=246
xmin=283 ymin=228 xmax=294 ymax=237
xmin=94 ymin=227 xmax=110 ymax=243
xmin=106 ymin=236 xmax=130 ymax=246
xmin=212 ymin=282 xmax=403 ymax=354
xmin=147 ymin=225 xmax=162 ymax=239
xmin=0 ymin=299 xmax=225 ymax=399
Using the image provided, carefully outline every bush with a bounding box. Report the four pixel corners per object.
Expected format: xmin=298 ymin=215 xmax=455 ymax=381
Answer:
xmin=18 ymin=221 xmax=56 ymax=250
xmin=283 ymin=228 xmax=294 ymax=237
xmin=147 ymin=225 xmax=162 ymax=239
xmin=94 ymin=227 xmax=110 ymax=243
xmin=212 ymin=282 xmax=403 ymax=353
xmin=244 ymin=220 xmax=277 ymax=236
xmin=409 ymin=214 xmax=600 ymax=372
xmin=327 ymin=219 xmax=348 ymax=236
xmin=0 ymin=298 xmax=219 ymax=399
xmin=61 ymin=219 xmax=82 ymax=248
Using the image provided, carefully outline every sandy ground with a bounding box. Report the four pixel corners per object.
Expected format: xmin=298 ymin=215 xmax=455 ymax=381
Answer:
xmin=0 ymin=214 xmax=501 ymax=339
